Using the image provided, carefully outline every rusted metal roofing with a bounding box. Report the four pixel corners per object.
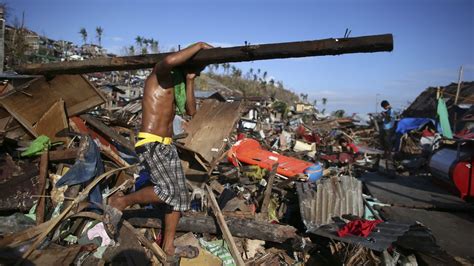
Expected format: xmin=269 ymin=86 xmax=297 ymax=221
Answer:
xmin=296 ymin=175 xmax=364 ymax=229
xmin=308 ymin=220 xmax=412 ymax=251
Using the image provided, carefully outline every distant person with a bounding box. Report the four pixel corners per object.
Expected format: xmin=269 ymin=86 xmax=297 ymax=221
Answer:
xmin=109 ymin=42 xmax=213 ymax=261
xmin=381 ymin=100 xmax=395 ymax=158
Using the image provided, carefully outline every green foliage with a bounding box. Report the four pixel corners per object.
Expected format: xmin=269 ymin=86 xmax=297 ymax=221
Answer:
xmin=79 ymin=27 xmax=87 ymax=44
xmin=272 ymin=100 xmax=288 ymax=115
xmin=333 ymin=109 xmax=346 ymax=118
xmin=206 ymin=64 xmax=299 ymax=105
xmin=96 ymin=26 xmax=103 ymax=47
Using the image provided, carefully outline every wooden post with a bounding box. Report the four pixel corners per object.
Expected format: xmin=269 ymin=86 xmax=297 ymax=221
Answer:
xmin=80 ymin=114 xmax=134 ymax=152
xmin=36 ymin=149 xmax=49 ymax=225
xmin=454 ymin=66 xmax=464 ymax=129
xmin=258 ymin=163 xmax=278 ymax=221
xmin=16 ymin=34 xmax=394 ymax=75
xmin=205 ymin=184 xmax=245 ymax=266
xmin=454 ymin=65 xmax=464 ymax=105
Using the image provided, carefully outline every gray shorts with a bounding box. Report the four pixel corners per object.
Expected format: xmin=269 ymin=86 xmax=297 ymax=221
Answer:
xmin=136 ymin=142 xmax=190 ymax=211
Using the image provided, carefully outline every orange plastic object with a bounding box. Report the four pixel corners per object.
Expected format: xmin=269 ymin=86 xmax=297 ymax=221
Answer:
xmin=228 ymin=138 xmax=313 ymax=179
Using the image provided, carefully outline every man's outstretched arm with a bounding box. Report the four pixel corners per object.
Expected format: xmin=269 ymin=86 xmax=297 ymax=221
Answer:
xmin=153 ymin=42 xmax=213 ymax=74
xmin=185 ymin=72 xmax=197 ymax=116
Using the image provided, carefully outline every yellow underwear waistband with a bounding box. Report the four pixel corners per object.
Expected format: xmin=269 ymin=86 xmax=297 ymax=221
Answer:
xmin=135 ymin=132 xmax=173 ymax=147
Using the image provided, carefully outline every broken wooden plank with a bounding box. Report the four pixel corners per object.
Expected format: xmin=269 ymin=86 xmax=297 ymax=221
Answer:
xmin=33 ymin=99 xmax=69 ymax=143
xmin=206 ymin=184 xmax=245 ymax=265
xmin=0 ymin=157 xmax=39 ymax=212
xmin=258 ymin=163 xmax=278 ymax=221
xmin=20 ymin=165 xmax=133 ymax=262
xmin=69 ymin=116 xmax=118 ymax=154
xmin=36 ymin=150 xmax=49 ymax=225
xmin=80 ymin=114 xmax=134 ymax=152
xmin=122 ymin=220 xmax=169 ymax=264
xmin=0 ymin=75 xmax=105 ymax=137
xmin=48 ymin=148 xmax=79 ymax=161
xmin=16 ymin=34 xmax=393 ymax=75
xmin=182 ymin=100 xmax=242 ymax=164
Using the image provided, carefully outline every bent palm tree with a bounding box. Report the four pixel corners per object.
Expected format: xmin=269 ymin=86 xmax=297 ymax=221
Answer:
xmin=79 ymin=28 xmax=87 ymax=45
xmin=96 ymin=26 xmax=103 ymax=47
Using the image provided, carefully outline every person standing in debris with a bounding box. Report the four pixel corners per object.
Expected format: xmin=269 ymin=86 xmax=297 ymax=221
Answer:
xmin=381 ymin=100 xmax=395 ymax=157
xmin=109 ymin=42 xmax=213 ymax=259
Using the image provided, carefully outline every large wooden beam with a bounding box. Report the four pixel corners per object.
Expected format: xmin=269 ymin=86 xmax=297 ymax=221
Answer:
xmin=16 ymin=34 xmax=393 ymax=75
xmin=123 ymin=210 xmax=298 ymax=244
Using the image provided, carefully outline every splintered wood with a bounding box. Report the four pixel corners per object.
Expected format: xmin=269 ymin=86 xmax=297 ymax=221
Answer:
xmin=182 ymin=100 xmax=242 ymax=164
xmin=0 ymin=75 xmax=105 ymax=136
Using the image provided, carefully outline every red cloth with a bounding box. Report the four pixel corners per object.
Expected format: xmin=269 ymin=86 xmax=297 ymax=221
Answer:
xmin=296 ymin=124 xmax=307 ymax=137
xmin=348 ymin=143 xmax=359 ymax=153
xmin=422 ymin=128 xmax=435 ymax=137
xmin=337 ymin=219 xmax=383 ymax=237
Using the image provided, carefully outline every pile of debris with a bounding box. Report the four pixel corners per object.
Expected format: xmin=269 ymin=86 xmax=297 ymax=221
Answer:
xmin=1 ymin=35 xmax=472 ymax=265
xmin=0 ymin=71 xmax=458 ymax=266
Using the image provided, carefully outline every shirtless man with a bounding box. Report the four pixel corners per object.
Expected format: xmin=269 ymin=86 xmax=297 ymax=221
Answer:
xmin=109 ymin=42 xmax=213 ymax=259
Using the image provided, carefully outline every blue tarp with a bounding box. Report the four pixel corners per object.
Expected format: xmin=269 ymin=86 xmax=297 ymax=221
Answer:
xmin=395 ymin=118 xmax=436 ymax=135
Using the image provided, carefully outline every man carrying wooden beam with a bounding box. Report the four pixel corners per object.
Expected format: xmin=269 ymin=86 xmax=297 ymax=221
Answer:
xmin=109 ymin=42 xmax=213 ymax=261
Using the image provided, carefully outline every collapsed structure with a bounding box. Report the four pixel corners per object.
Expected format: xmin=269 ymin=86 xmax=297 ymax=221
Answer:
xmin=0 ymin=34 xmax=473 ymax=265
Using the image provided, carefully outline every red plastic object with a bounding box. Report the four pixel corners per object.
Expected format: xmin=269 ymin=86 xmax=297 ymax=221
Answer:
xmin=452 ymin=160 xmax=474 ymax=199
xmin=228 ymin=138 xmax=313 ymax=179
xmin=337 ymin=219 xmax=383 ymax=237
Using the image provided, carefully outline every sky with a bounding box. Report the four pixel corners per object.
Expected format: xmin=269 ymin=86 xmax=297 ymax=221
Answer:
xmin=7 ymin=0 xmax=474 ymax=114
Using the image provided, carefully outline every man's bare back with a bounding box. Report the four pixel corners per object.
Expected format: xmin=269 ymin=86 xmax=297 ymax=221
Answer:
xmin=140 ymin=42 xmax=213 ymax=138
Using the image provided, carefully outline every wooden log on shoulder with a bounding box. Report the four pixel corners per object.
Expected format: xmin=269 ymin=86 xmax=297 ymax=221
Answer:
xmin=16 ymin=34 xmax=393 ymax=75
xmin=123 ymin=209 xmax=298 ymax=244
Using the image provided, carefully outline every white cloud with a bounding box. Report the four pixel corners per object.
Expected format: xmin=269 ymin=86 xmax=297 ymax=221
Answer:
xmin=110 ymin=36 xmax=124 ymax=42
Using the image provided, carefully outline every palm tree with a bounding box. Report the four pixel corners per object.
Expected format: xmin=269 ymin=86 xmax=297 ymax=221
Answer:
xmin=321 ymin=98 xmax=328 ymax=114
xmin=322 ymin=97 xmax=328 ymax=112
xmin=128 ymin=45 xmax=135 ymax=55
xmin=263 ymin=71 xmax=268 ymax=81
xmin=96 ymin=26 xmax=103 ymax=47
xmin=135 ymin=36 xmax=143 ymax=49
xmin=79 ymin=28 xmax=87 ymax=45
xmin=150 ymin=39 xmax=159 ymax=53
xmin=143 ymin=38 xmax=150 ymax=52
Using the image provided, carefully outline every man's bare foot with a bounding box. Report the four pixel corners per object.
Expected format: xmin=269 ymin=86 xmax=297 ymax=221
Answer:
xmin=174 ymin=245 xmax=199 ymax=258
xmin=164 ymin=245 xmax=175 ymax=257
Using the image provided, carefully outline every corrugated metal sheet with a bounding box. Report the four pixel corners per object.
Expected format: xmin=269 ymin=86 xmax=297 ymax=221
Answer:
xmin=308 ymin=220 xmax=412 ymax=251
xmin=296 ymin=175 xmax=364 ymax=229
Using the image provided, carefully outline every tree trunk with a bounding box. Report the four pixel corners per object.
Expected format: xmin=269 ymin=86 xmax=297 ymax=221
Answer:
xmin=123 ymin=210 xmax=298 ymax=244
xmin=16 ymin=34 xmax=393 ymax=75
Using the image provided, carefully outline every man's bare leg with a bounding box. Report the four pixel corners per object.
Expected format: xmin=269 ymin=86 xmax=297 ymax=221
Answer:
xmin=162 ymin=211 xmax=180 ymax=256
xmin=108 ymin=186 xmax=163 ymax=211
xmin=108 ymin=186 xmax=182 ymax=256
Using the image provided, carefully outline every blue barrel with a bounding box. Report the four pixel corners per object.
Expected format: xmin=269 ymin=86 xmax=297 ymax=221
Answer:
xmin=304 ymin=162 xmax=323 ymax=182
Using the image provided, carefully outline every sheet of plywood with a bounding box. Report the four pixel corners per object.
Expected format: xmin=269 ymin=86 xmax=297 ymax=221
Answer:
xmin=182 ymin=100 xmax=241 ymax=164
xmin=0 ymin=107 xmax=11 ymax=131
xmin=0 ymin=75 xmax=105 ymax=136
xmin=33 ymin=99 xmax=69 ymax=143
